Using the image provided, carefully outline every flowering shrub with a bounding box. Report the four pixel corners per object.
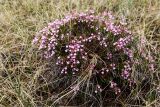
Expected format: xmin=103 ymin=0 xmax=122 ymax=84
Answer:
xmin=33 ymin=10 xmax=134 ymax=94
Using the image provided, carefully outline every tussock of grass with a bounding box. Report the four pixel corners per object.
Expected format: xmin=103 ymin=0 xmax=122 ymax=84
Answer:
xmin=0 ymin=0 xmax=160 ymax=106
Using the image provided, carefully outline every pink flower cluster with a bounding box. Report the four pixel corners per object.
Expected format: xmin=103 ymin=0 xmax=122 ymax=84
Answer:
xmin=114 ymin=36 xmax=132 ymax=50
xmin=121 ymin=61 xmax=132 ymax=80
xmin=110 ymin=81 xmax=121 ymax=94
xmin=59 ymin=39 xmax=85 ymax=74
xmin=33 ymin=10 xmax=134 ymax=94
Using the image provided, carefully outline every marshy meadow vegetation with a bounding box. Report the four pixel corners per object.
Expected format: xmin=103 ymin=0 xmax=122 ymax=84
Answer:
xmin=0 ymin=0 xmax=160 ymax=106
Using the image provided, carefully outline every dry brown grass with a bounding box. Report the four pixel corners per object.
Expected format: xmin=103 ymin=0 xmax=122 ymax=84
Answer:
xmin=0 ymin=0 xmax=160 ymax=106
